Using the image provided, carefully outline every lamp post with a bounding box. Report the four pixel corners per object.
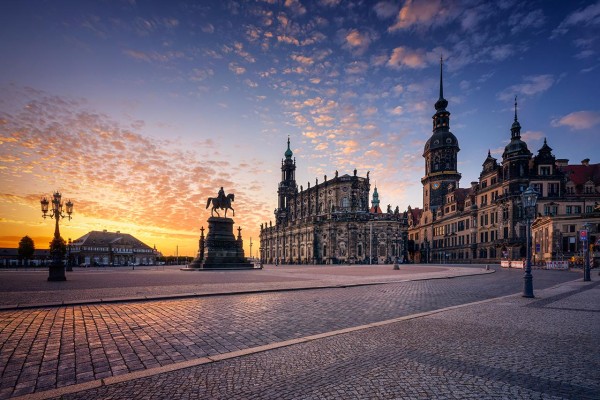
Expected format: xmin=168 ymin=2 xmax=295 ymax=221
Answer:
xmin=521 ymin=185 xmax=538 ymax=298
xmin=582 ymin=222 xmax=591 ymax=282
xmin=402 ymin=230 xmax=409 ymax=264
xmin=393 ymin=233 xmax=399 ymax=270
xmin=66 ymin=238 xmax=73 ymax=272
xmin=40 ymin=191 xmax=73 ymax=281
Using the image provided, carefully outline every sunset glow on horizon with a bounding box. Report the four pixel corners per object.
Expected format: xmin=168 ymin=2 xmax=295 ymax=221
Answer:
xmin=1 ymin=0 xmax=599 ymax=257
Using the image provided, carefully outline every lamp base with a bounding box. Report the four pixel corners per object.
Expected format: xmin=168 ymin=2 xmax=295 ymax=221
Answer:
xmin=48 ymin=264 xmax=67 ymax=281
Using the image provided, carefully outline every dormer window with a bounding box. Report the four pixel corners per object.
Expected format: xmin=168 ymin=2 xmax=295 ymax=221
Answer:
xmin=539 ymin=166 xmax=551 ymax=175
xmin=585 ymin=184 xmax=594 ymax=194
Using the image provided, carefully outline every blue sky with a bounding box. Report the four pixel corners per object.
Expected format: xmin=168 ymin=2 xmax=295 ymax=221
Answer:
xmin=1 ymin=0 xmax=599 ymax=255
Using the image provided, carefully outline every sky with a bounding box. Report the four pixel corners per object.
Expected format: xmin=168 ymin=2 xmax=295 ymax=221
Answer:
xmin=1 ymin=0 xmax=599 ymax=257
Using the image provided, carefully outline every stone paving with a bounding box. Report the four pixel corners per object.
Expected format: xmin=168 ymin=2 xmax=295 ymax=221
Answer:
xmin=0 ymin=264 xmax=479 ymax=307
xmin=0 ymin=265 xmax=581 ymax=399
xmin=54 ymin=280 xmax=600 ymax=400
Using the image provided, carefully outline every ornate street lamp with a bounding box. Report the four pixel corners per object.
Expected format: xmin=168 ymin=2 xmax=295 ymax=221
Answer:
xmin=402 ymin=230 xmax=409 ymax=264
xmin=521 ymin=185 xmax=538 ymax=298
xmin=40 ymin=192 xmax=73 ymax=281
xmin=393 ymin=233 xmax=399 ymax=270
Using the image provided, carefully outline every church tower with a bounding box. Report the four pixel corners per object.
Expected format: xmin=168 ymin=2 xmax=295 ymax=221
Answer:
xmin=501 ymin=97 xmax=532 ymax=194
xmin=421 ymin=58 xmax=461 ymax=212
xmin=276 ymin=137 xmax=297 ymax=223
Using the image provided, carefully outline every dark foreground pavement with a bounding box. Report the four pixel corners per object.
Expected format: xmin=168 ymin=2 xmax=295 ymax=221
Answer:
xmin=52 ymin=280 xmax=600 ymax=400
xmin=0 ymin=264 xmax=595 ymax=399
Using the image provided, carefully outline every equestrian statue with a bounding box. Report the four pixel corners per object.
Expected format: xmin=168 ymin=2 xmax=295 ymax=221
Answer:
xmin=206 ymin=187 xmax=235 ymax=217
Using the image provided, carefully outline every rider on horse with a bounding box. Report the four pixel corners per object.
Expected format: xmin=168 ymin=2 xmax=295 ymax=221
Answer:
xmin=207 ymin=187 xmax=235 ymax=217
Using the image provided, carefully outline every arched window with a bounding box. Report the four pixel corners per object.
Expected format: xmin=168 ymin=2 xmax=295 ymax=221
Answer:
xmin=341 ymin=197 xmax=350 ymax=208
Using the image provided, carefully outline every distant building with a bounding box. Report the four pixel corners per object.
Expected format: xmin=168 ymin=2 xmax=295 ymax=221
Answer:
xmin=407 ymin=60 xmax=600 ymax=264
xmin=259 ymin=138 xmax=407 ymax=264
xmin=71 ymin=230 xmax=158 ymax=266
xmin=0 ymin=248 xmax=51 ymax=267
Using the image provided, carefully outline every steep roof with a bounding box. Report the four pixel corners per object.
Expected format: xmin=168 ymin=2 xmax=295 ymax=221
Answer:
xmin=73 ymin=231 xmax=153 ymax=250
xmin=453 ymin=188 xmax=471 ymax=204
xmin=560 ymin=163 xmax=600 ymax=186
xmin=369 ymin=205 xmax=383 ymax=214
xmin=407 ymin=207 xmax=423 ymax=227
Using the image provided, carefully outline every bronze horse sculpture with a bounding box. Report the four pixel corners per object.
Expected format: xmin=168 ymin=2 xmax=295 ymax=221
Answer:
xmin=206 ymin=193 xmax=235 ymax=217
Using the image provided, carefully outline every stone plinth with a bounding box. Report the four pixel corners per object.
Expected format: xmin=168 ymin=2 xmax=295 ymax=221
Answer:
xmin=185 ymin=217 xmax=253 ymax=270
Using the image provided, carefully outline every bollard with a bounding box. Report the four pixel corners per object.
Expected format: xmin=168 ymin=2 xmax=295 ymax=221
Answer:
xmin=486 ymin=265 xmax=489 ymax=270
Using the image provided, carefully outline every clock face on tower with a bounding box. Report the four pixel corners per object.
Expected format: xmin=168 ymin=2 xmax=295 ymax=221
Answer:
xmin=432 ymin=182 xmax=440 ymax=190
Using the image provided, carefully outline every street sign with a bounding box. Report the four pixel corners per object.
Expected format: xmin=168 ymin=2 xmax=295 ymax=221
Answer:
xmin=535 ymin=243 xmax=540 ymax=252
xmin=579 ymin=230 xmax=588 ymax=242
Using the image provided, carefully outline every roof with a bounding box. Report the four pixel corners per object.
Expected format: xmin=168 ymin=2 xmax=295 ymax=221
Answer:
xmin=0 ymin=248 xmax=51 ymax=257
xmin=408 ymin=207 xmax=423 ymax=225
xmin=453 ymin=188 xmax=471 ymax=204
xmin=73 ymin=231 xmax=153 ymax=250
xmin=369 ymin=206 xmax=383 ymax=214
xmin=560 ymin=163 xmax=600 ymax=186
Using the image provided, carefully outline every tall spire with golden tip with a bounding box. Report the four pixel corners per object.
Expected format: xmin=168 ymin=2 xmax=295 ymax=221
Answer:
xmin=435 ymin=56 xmax=448 ymax=112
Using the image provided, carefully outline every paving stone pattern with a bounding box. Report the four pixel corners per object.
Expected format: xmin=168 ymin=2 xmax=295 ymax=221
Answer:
xmin=56 ymin=283 xmax=600 ymax=399
xmin=0 ymin=269 xmax=580 ymax=398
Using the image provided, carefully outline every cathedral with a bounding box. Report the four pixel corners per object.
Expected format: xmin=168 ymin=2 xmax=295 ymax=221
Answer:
xmin=259 ymin=138 xmax=407 ymax=264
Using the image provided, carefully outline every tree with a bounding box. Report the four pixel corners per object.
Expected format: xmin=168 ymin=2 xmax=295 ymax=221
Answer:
xmin=18 ymin=235 xmax=35 ymax=267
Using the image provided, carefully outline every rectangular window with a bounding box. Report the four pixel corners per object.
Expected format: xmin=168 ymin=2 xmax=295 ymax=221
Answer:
xmin=574 ymin=206 xmax=582 ymax=214
xmin=539 ymin=166 xmax=551 ymax=175
xmin=586 ymin=205 xmax=593 ymax=213
xmin=566 ymin=206 xmax=572 ymax=215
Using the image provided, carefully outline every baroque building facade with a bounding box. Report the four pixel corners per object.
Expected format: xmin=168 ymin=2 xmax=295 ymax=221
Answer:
xmin=408 ymin=62 xmax=600 ymax=264
xmin=259 ymin=138 xmax=407 ymax=264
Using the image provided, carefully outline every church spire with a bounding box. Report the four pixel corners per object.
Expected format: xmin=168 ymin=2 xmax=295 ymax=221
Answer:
xmin=439 ymin=56 xmax=444 ymax=101
xmin=284 ymin=135 xmax=293 ymax=159
xmin=434 ymin=56 xmax=448 ymax=112
xmin=370 ymin=185 xmax=381 ymax=213
xmin=511 ymin=95 xmax=521 ymax=139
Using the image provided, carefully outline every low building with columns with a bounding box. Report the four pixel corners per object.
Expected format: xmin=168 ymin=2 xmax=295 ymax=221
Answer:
xmin=71 ymin=230 xmax=158 ymax=266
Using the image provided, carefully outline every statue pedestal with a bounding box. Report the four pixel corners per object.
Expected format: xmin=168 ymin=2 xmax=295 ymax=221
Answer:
xmin=185 ymin=217 xmax=253 ymax=270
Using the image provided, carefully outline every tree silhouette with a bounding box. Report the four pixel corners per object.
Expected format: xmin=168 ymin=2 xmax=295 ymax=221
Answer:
xmin=18 ymin=235 xmax=35 ymax=267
